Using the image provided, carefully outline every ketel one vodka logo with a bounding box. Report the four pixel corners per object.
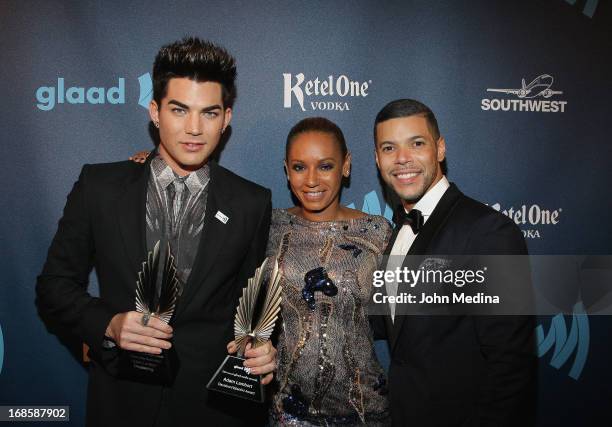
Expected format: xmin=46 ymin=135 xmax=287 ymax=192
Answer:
xmin=481 ymin=74 xmax=567 ymax=113
xmin=490 ymin=202 xmax=562 ymax=239
xmin=283 ymin=73 xmax=371 ymax=112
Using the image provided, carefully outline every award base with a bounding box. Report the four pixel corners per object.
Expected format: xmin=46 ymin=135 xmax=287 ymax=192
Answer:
xmin=206 ymin=355 xmax=264 ymax=402
xmin=118 ymin=346 xmax=179 ymax=386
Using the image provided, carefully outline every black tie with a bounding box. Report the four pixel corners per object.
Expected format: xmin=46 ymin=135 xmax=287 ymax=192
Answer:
xmin=392 ymin=207 xmax=424 ymax=234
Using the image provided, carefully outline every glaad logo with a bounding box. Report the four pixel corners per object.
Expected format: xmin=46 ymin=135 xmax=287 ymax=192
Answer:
xmin=481 ymin=74 xmax=567 ymax=113
xmin=490 ymin=202 xmax=562 ymax=239
xmin=536 ymin=302 xmax=589 ymax=380
xmin=36 ymin=78 xmax=125 ymax=111
xmin=283 ymin=73 xmax=371 ymax=112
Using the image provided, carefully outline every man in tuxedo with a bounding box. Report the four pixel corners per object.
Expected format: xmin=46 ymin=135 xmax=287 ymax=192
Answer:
xmin=36 ymin=38 xmax=275 ymax=426
xmin=372 ymin=99 xmax=537 ymax=426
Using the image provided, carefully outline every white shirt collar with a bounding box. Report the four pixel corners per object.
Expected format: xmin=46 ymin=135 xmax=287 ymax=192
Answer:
xmin=411 ymin=176 xmax=450 ymax=219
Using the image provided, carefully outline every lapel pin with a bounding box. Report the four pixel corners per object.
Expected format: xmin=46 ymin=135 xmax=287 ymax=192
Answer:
xmin=215 ymin=210 xmax=229 ymax=224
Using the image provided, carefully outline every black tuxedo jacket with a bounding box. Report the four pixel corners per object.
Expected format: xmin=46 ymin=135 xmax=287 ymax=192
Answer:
xmin=373 ymin=183 xmax=537 ymax=427
xmin=36 ymin=156 xmax=271 ymax=426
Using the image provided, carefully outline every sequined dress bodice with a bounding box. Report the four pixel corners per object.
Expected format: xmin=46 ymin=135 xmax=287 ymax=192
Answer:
xmin=267 ymin=209 xmax=392 ymax=426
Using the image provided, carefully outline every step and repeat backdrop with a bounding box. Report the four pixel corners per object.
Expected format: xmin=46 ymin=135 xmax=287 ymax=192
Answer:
xmin=1 ymin=0 xmax=610 ymax=425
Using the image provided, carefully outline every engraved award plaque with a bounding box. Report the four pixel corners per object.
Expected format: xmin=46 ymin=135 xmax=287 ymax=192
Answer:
xmin=207 ymin=258 xmax=282 ymax=402
xmin=118 ymin=240 xmax=180 ymax=385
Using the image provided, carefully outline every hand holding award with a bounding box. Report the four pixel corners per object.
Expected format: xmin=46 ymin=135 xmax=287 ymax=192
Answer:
xmin=116 ymin=240 xmax=181 ymax=385
xmin=207 ymin=257 xmax=282 ymax=402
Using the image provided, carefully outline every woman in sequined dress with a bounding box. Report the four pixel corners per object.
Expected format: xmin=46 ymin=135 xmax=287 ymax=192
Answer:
xmin=262 ymin=118 xmax=392 ymax=426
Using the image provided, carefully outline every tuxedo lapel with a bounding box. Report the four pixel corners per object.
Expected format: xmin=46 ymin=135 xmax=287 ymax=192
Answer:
xmin=117 ymin=154 xmax=153 ymax=278
xmin=406 ymin=184 xmax=462 ymax=257
xmin=173 ymin=162 xmax=233 ymax=319
xmin=388 ymin=183 xmax=463 ymax=352
xmin=384 ymin=222 xmax=402 ymax=256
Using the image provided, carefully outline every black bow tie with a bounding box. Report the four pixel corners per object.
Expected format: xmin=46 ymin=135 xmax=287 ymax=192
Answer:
xmin=393 ymin=208 xmax=424 ymax=234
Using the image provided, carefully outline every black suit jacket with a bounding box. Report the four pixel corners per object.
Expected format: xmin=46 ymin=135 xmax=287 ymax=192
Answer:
xmin=36 ymin=156 xmax=272 ymax=426
xmin=373 ymin=183 xmax=537 ymax=427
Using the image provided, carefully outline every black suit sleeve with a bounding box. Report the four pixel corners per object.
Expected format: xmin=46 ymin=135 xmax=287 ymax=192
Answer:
xmin=469 ymin=216 xmax=537 ymax=426
xmin=36 ymin=165 xmax=118 ymax=362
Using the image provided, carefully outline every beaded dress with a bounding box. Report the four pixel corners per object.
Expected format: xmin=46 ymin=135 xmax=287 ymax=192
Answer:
xmin=267 ymin=209 xmax=392 ymax=426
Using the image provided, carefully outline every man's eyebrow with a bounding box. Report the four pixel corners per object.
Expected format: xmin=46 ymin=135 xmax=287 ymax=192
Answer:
xmin=167 ymin=100 xmax=223 ymax=112
xmin=167 ymin=100 xmax=189 ymax=109
xmin=200 ymin=104 xmax=223 ymax=112
xmin=378 ymin=136 xmax=426 ymax=145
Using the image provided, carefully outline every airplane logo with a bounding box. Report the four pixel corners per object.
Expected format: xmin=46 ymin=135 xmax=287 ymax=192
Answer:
xmin=487 ymin=74 xmax=563 ymax=99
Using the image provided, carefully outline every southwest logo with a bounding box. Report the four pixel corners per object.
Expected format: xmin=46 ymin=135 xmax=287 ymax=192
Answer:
xmin=481 ymin=74 xmax=567 ymax=113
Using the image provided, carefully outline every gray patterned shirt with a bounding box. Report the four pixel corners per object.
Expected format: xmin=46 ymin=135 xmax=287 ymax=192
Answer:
xmin=146 ymin=155 xmax=210 ymax=295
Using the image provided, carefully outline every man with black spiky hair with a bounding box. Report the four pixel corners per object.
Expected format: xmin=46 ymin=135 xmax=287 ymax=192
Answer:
xmin=37 ymin=37 xmax=275 ymax=426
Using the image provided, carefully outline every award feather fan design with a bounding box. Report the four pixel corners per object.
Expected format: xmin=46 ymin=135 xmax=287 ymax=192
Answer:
xmin=234 ymin=258 xmax=283 ymax=356
xmin=135 ymin=241 xmax=180 ymax=324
